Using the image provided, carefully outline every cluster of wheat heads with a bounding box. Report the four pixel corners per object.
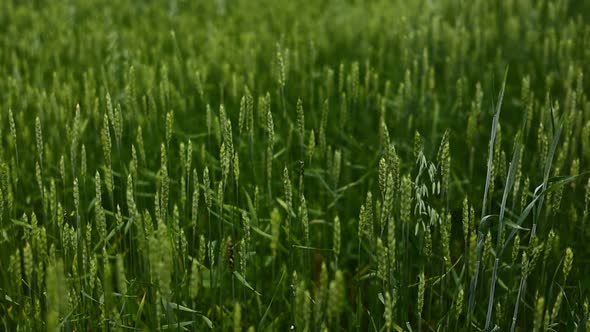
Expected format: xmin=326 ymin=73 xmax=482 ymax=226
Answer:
xmin=1 ymin=0 xmax=590 ymax=331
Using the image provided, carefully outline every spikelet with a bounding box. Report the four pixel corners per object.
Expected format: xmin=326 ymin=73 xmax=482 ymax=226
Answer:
xmin=387 ymin=216 xmax=396 ymax=281
xmin=185 ymin=140 xmax=193 ymax=175
xmin=199 ymin=234 xmax=206 ymax=265
xmin=165 ymin=111 xmax=174 ymax=149
xmin=244 ymin=88 xmax=254 ymax=138
xmin=315 ymin=262 xmax=328 ymax=326
xmin=89 ymin=255 xmax=97 ymax=291
xmin=533 ymin=296 xmax=545 ymax=332
xmin=379 ymin=158 xmax=388 ymax=200
xmin=521 ymin=177 xmax=530 ymax=212
xmin=115 ymin=205 xmax=123 ymax=228
xmin=267 ymin=101 xmax=275 ymax=196
xmin=203 ymin=167 xmax=212 ymax=211
xmin=71 ymin=105 xmax=81 ymax=173
xmin=101 ymin=114 xmax=113 ymax=195
xmin=154 ymin=192 xmax=161 ymax=226
xmin=283 ymin=167 xmax=293 ymax=216
xmin=35 ymin=116 xmax=43 ymax=166
xmin=265 ymin=94 xmax=274 ymax=144
xmin=8 ymin=109 xmax=16 ymax=148
xmin=125 ymin=65 xmax=136 ymax=112
xmin=36 ymin=162 xmax=42 ymax=200
xmin=222 ymin=105 xmax=234 ymax=160
xmin=234 ymin=152 xmax=240 ymax=185
xmin=217 ymin=181 xmax=224 ymax=217
xmin=106 ymin=92 xmax=114 ymax=133
xmin=383 ymin=291 xmax=393 ymax=332
xmin=295 ymin=280 xmax=309 ymax=331
xmin=23 ymin=242 xmax=33 ymax=283
xmin=95 ymin=172 xmax=106 ymax=242
xmin=440 ymin=212 xmax=451 ymax=270
xmin=319 ymin=100 xmax=329 ymax=155
xmin=351 ymin=62 xmax=360 ymax=103
xmin=239 ymin=95 xmax=247 ymax=137
xmin=205 ymin=104 xmax=214 ymax=139
xmin=300 ymin=288 xmax=311 ymax=331
xmin=335 ymin=91 xmax=346 ymax=129
xmin=332 ymin=149 xmax=341 ymax=186
xmin=1 ymin=163 xmax=13 ymax=218
xmin=307 ymin=129 xmax=316 ymax=163
xmin=400 ymin=176 xmax=412 ymax=224
xmin=333 ymin=216 xmax=341 ymax=260
xmin=126 ymin=174 xmax=138 ymax=220
xmin=9 ymin=250 xmax=21 ymax=290
xmin=543 ymin=230 xmax=556 ymax=266
xmin=189 ymin=258 xmax=201 ymax=299
xmin=327 ymin=270 xmax=344 ymax=324
xmin=466 ymin=108 xmax=478 ymax=149
xmin=377 ymin=238 xmax=387 ymax=281
xmin=254 ymin=186 xmax=260 ymax=213
xmin=81 ymin=144 xmax=87 ymax=180
xmin=296 ymin=99 xmax=305 ymax=149
xmin=524 ymin=240 xmax=543 ymax=278
xmin=151 ymin=218 xmax=173 ymax=298
xmin=234 ymin=302 xmax=242 ymax=332
xmin=72 ymin=179 xmax=80 ymax=220
xmin=551 ymin=168 xmax=564 ymax=217
xmin=0 ymin=188 xmax=3 ymax=228
xmin=358 ymin=204 xmax=366 ymax=241
xmin=160 ymin=143 xmax=169 ymax=204
xmin=36 ymin=225 xmax=48 ymax=263
xmin=271 ymin=208 xmax=281 ymax=256
xmin=453 ymin=288 xmax=464 ymax=321
xmin=276 ymin=43 xmax=286 ymax=88
xmin=59 ymin=155 xmax=66 ymax=187
xmin=483 ymin=231 xmax=492 ymax=266
xmin=116 ymin=254 xmax=127 ymax=294
xmin=57 ymin=202 xmax=64 ymax=231
xmin=462 ymin=198 xmax=470 ymax=247
xmin=238 ymin=217 xmax=250 ymax=270
xmin=136 ymin=126 xmax=146 ymax=163
xmin=437 ymin=129 xmax=451 ymax=195
xmin=417 ymin=270 xmax=426 ymax=320
xmin=498 ymin=150 xmax=507 ymax=184
xmin=383 ymin=172 xmax=394 ymax=226
xmin=46 ymin=259 xmax=65 ymax=331
xmin=496 ymin=300 xmax=504 ymax=327
xmin=571 ymin=158 xmax=579 ymax=181
xmin=191 ymin=168 xmax=200 ymax=226
xmin=537 ymin=123 xmax=548 ymax=167
xmin=513 ymin=146 xmax=523 ymax=208
xmin=424 ymin=224 xmax=433 ymax=258
xmin=300 ymin=195 xmax=309 ymax=244
xmin=413 ymin=131 xmax=422 ymax=159
xmin=512 ymin=233 xmax=521 ymax=264
xmin=583 ymin=122 xmax=590 ymax=160
xmin=365 ymin=192 xmax=374 ymax=242
xmin=469 ymin=232 xmax=477 ymax=276
xmin=324 ymin=67 xmax=334 ymax=100
xmin=102 ymin=251 xmax=113 ymax=317
xmin=551 ymin=289 xmax=564 ymax=324
xmin=238 ymin=238 xmax=247 ymax=275
xmin=387 ymin=145 xmax=400 ymax=195
xmin=563 ymin=247 xmax=574 ymax=282
xmin=220 ymin=143 xmax=230 ymax=183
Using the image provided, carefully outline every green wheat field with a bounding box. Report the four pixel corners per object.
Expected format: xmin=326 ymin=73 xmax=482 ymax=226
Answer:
xmin=2 ymin=0 xmax=590 ymax=331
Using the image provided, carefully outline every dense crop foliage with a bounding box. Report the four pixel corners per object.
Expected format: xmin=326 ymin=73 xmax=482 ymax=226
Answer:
xmin=1 ymin=0 xmax=590 ymax=330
